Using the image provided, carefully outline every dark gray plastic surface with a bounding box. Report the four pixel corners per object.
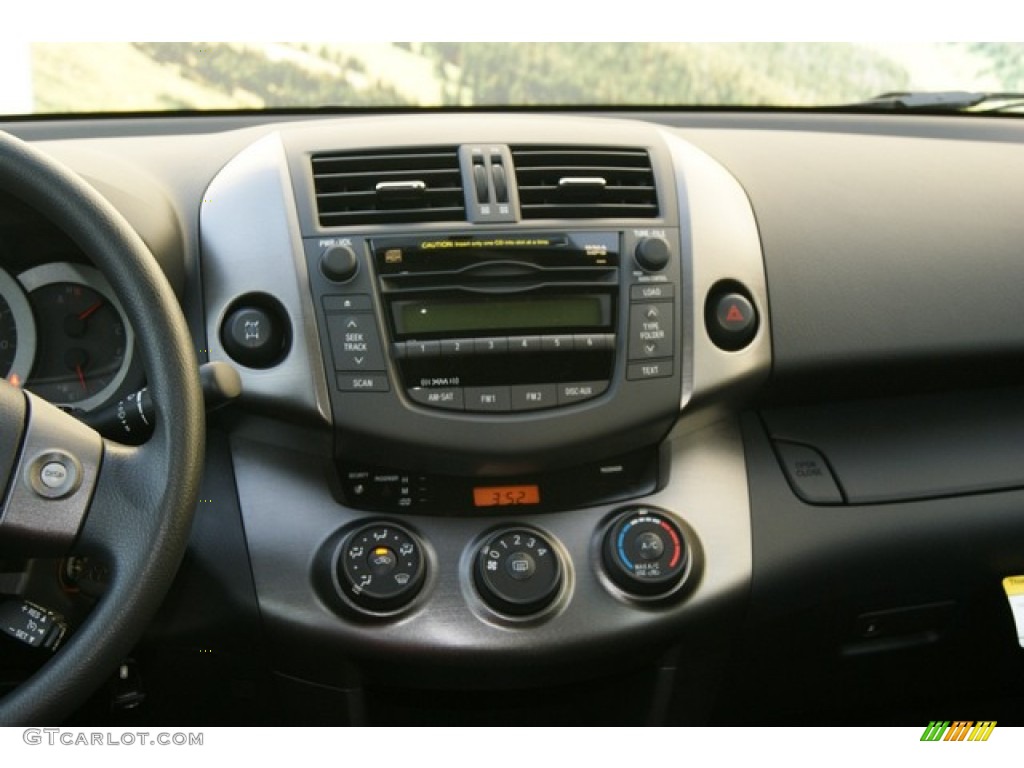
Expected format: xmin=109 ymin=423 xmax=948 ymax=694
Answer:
xmin=682 ymin=126 xmax=1024 ymax=381
xmin=763 ymin=388 xmax=1024 ymax=504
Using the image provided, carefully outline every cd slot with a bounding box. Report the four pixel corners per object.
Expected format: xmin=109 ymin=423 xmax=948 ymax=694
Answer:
xmin=380 ymin=261 xmax=618 ymax=293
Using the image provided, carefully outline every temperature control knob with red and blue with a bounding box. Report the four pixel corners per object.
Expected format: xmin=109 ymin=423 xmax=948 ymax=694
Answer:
xmin=603 ymin=508 xmax=689 ymax=597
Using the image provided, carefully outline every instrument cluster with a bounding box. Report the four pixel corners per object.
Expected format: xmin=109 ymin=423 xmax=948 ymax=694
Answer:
xmin=0 ymin=262 xmax=135 ymax=412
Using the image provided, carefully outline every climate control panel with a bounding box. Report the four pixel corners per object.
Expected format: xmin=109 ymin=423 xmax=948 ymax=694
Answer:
xmin=325 ymin=507 xmax=698 ymax=619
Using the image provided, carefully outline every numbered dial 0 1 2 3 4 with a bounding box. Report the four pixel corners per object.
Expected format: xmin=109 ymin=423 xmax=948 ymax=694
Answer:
xmin=337 ymin=523 xmax=425 ymax=612
xmin=474 ymin=528 xmax=562 ymax=616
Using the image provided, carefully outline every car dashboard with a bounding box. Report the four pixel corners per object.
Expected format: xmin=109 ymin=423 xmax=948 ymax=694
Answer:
xmin=4 ymin=109 xmax=1024 ymax=725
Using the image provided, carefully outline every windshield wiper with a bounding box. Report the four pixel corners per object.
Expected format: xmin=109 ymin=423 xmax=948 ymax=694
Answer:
xmin=839 ymin=91 xmax=1024 ymax=113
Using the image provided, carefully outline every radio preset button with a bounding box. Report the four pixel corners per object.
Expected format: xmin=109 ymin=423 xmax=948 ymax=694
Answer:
xmin=409 ymin=387 xmax=464 ymax=410
xmin=441 ymin=338 xmax=474 ymax=356
xmin=510 ymin=384 xmax=557 ymax=411
xmin=508 ymin=335 xmax=542 ymax=353
xmin=474 ymin=337 xmax=508 ymax=354
xmin=542 ymin=334 xmax=574 ymax=352
xmin=574 ymin=333 xmax=613 ymax=351
xmin=464 ymin=386 xmax=512 ymax=412
xmin=407 ymin=340 xmax=441 ymax=358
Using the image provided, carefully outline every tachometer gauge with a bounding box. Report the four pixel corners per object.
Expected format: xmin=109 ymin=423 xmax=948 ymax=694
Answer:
xmin=18 ymin=263 xmax=134 ymax=411
xmin=0 ymin=267 xmax=36 ymax=386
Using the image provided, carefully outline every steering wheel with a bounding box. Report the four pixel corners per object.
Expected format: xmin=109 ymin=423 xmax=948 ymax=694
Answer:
xmin=0 ymin=131 xmax=204 ymax=724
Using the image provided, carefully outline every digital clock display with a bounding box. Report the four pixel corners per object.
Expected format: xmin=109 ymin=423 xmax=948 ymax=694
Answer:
xmin=472 ymin=485 xmax=542 ymax=507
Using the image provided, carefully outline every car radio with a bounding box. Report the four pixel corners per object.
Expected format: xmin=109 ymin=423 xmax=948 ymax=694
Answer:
xmin=302 ymin=228 xmax=683 ymax=481
xmin=373 ymin=232 xmax=619 ymax=412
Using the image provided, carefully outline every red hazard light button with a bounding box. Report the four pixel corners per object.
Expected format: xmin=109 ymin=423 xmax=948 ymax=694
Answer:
xmin=706 ymin=290 xmax=758 ymax=351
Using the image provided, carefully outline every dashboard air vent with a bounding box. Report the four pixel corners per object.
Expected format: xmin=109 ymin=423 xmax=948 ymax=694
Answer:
xmin=510 ymin=146 xmax=658 ymax=220
xmin=312 ymin=147 xmax=465 ymax=227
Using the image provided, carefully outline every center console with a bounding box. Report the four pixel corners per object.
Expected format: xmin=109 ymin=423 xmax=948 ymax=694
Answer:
xmin=198 ymin=114 xmax=769 ymax=720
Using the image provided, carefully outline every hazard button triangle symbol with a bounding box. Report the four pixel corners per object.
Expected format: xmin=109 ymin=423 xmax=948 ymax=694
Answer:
xmin=725 ymin=304 xmax=745 ymax=324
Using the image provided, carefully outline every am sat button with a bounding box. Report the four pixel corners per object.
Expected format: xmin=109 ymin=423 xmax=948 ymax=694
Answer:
xmin=408 ymin=387 xmax=464 ymax=410
xmin=774 ymin=441 xmax=844 ymax=505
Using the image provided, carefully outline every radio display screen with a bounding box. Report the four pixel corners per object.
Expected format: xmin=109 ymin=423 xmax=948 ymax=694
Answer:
xmin=393 ymin=295 xmax=607 ymax=336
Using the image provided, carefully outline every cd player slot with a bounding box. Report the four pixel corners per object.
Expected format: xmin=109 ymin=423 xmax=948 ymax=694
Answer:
xmin=380 ymin=264 xmax=618 ymax=293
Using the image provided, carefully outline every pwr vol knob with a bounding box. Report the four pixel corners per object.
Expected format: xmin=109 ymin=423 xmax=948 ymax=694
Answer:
xmin=603 ymin=508 xmax=690 ymax=598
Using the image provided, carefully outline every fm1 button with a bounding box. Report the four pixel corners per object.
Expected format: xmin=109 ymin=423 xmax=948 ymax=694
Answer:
xmin=706 ymin=289 xmax=758 ymax=351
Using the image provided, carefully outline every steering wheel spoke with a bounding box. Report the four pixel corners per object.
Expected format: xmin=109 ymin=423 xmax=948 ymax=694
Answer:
xmin=0 ymin=383 xmax=102 ymax=557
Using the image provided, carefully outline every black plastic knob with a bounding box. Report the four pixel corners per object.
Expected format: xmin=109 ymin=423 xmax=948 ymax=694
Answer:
xmin=475 ymin=528 xmax=561 ymax=616
xmin=338 ymin=523 xmax=425 ymax=612
xmin=320 ymin=245 xmax=359 ymax=283
xmin=634 ymin=237 xmax=671 ymax=272
xmin=221 ymin=305 xmax=288 ymax=368
xmin=603 ymin=508 xmax=689 ymax=597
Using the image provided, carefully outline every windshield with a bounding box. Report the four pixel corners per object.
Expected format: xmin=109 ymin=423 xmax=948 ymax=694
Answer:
xmin=4 ymin=42 xmax=1024 ymax=115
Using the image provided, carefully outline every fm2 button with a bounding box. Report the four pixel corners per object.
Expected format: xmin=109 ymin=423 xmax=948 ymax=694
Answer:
xmin=706 ymin=287 xmax=758 ymax=351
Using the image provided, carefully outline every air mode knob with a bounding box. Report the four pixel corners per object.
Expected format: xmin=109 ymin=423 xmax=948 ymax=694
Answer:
xmin=337 ymin=522 xmax=426 ymax=612
xmin=634 ymin=237 xmax=671 ymax=272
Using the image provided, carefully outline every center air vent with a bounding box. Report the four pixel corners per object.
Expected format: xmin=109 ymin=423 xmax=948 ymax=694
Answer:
xmin=510 ymin=146 xmax=658 ymax=220
xmin=312 ymin=147 xmax=466 ymax=227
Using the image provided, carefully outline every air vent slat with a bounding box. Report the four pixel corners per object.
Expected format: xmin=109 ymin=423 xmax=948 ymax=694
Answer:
xmin=510 ymin=145 xmax=658 ymax=220
xmin=312 ymin=147 xmax=465 ymax=227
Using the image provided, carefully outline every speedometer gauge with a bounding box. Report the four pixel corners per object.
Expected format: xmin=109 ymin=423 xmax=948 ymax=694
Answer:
xmin=0 ymin=267 xmax=36 ymax=386
xmin=18 ymin=263 xmax=135 ymax=411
